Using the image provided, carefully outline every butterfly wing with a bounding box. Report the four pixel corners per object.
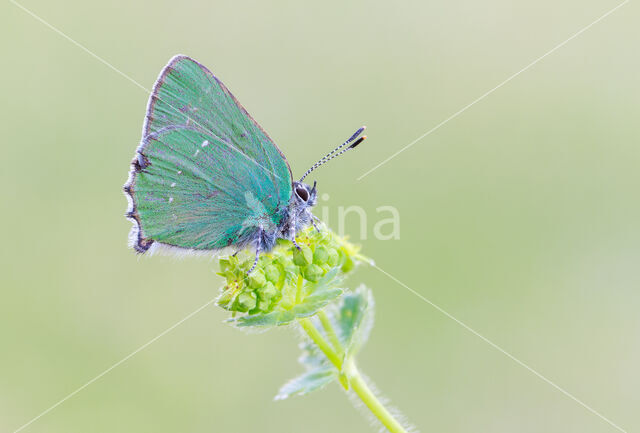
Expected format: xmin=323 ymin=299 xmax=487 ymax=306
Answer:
xmin=124 ymin=55 xmax=292 ymax=253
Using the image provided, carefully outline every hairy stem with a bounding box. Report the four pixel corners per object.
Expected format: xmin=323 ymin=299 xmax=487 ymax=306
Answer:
xmin=299 ymin=318 xmax=342 ymax=369
xmin=300 ymin=316 xmax=409 ymax=433
xmin=299 ymin=318 xmax=349 ymax=389
xmin=345 ymin=359 xmax=408 ymax=433
xmin=318 ymin=310 xmax=343 ymax=356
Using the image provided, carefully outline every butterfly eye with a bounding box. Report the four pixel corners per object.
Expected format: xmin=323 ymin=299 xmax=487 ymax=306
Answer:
xmin=295 ymin=187 xmax=309 ymax=202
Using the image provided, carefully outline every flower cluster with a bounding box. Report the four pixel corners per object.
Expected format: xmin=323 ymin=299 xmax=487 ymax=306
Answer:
xmin=217 ymin=227 xmax=367 ymax=316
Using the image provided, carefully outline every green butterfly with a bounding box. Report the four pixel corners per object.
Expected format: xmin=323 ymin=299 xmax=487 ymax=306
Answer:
xmin=124 ymin=55 xmax=365 ymax=272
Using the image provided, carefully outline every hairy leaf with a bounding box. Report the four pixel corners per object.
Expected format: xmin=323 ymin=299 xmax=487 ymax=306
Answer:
xmin=333 ymin=285 xmax=374 ymax=357
xmin=274 ymin=368 xmax=336 ymax=400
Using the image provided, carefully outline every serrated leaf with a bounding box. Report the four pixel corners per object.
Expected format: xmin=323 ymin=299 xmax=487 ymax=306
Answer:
xmin=334 ymin=285 xmax=374 ymax=357
xmin=274 ymin=367 xmax=336 ymax=400
xmin=231 ymin=287 xmax=343 ymax=327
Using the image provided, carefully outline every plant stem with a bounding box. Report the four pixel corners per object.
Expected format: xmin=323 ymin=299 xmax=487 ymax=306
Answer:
xmin=299 ymin=318 xmax=349 ymax=389
xmin=345 ymin=359 xmax=409 ymax=433
xmin=295 ymin=274 xmax=303 ymax=304
xmin=299 ymin=318 xmax=342 ymax=369
xmin=318 ymin=310 xmax=343 ymax=356
xmin=300 ymin=317 xmax=409 ymax=433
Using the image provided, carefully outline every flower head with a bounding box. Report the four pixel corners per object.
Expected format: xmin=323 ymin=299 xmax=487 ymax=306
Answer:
xmin=217 ymin=227 xmax=368 ymax=322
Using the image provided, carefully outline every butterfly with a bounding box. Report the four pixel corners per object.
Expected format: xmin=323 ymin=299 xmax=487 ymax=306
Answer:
xmin=124 ymin=55 xmax=366 ymax=272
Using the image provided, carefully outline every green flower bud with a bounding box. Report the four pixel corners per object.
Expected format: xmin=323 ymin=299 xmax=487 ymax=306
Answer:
xmin=292 ymin=245 xmax=313 ymax=266
xmin=304 ymin=264 xmax=323 ymax=282
xmin=218 ymin=257 xmax=232 ymax=272
xmin=279 ymin=280 xmax=298 ymax=310
xmin=313 ymin=245 xmax=329 ymax=265
xmin=256 ymin=298 xmax=270 ymax=312
xmin=237 ymin=291 xmax=257 ymax=312
xmin=341 ymin=256 xmax=355 ymax=273
xmin=255 ymin=283 xmax=274 ymax=313
xmin=248 ymin=269 xmax=266 ymax=289
xmin=264 ymin=264 xmax=280 ymax=283
xmin=216 ymin=269 xmax=235 ymax=282
xmin=217 ymin=289 xmax=235 ymax=309
xmin=327 ymin=248 xmax=339 ymax=267
xmin=274 ymin=255 xmax=293 ymax=272
xmin=258 ymin=281 xmax=277 ymax=301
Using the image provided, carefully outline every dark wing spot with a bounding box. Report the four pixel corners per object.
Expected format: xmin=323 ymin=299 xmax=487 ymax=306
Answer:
xmin=134 ymin=153 xmax=150 ymax=171
xmin=135 ymin=236 xmax=154 ymax=253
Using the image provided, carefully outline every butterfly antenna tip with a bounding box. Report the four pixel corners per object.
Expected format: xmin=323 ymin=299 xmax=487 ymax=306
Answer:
xmin=299 ymin=126 xmax=368 ymax=182
xmin=349 ymin=135 xmax=367 ymax=149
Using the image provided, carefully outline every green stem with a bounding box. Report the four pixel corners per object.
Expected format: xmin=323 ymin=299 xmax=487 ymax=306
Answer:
xmin=318 ymin=310 xmax=343 ymax=356
xmin=300 ymin=317 xmax=409 ymax=433
xmin=299 ymin=318 xmax=342 ymax=369
xmin=345 ymin=359 xmax=408 ymax=433
xmin=295 ymin=274 xmax=303 ymax=304
xmin=299 ymin=318 xmax=349 ymax=390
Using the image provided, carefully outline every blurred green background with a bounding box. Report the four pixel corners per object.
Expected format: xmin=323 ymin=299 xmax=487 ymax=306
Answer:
xmin=2 ymin=0 xmax=638 ymax=432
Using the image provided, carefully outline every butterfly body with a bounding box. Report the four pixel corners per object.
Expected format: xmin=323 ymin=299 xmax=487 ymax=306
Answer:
xmin=125 ymin=55 xmax=362 ymax=265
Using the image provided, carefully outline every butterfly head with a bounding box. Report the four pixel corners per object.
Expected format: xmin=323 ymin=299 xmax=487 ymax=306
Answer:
xmin=292 ymin=180 xmax=317 ymax=207
xmin=286 ymin=126 xmax=366 ymax=233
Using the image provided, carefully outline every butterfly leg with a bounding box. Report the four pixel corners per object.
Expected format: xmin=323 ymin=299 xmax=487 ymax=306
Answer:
xmin=291 ymin=237 xmax=302 ymax=251
xmin=311 ymin=215 xmax=322 ymax=233
xmin=247 ymin=229 xmax=263 ymax=275
xmin=247 ymin=248 xmax=260 ymax=275
xmin=287 ymin=218 xmax=303 ymax=251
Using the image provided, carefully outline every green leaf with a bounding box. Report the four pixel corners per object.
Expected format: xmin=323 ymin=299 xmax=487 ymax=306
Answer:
xmin=230 ymin=287 xmax=343 ymax=327
xmin=274 ymin=367 xmax=336 ymax=400
xmin=333 ymin=285 xmax=374 ymax=357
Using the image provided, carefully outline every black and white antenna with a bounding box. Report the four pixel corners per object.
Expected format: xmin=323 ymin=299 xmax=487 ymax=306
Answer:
xmin=299 ymin=126 xmax=367 ymax=182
